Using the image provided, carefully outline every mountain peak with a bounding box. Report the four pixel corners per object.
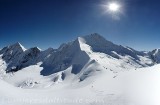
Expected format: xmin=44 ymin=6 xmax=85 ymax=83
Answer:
xmin=32 ymin=47 xmax=41 ymax=51
xmin=14 ymin=42 xmax=21 ymax=45
xmin=10 ymin=42 xmax=26 ymax=51
xmin=79 ymin=33 xmax=114 ymax=50
xmin=12 ymin=42 xmax=21 ymax=47
xmin=90 ymin=33 xmax=104 ymax=37
xmin=27 ymin=47 xmax=41 ymax=55
xmin=81 ymin=33 xmax=106 ymax=41
xmin=152 ymin=49 xmax=160 ymax=53
xmin=151 ymin=49 xmax=160 ymax=63
xmin=88 ymin=33 xmax=102 ymax=36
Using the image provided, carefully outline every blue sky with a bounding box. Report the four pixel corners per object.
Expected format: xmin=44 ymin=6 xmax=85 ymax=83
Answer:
xmin=0 ymin=0 xmax=160 ymax=51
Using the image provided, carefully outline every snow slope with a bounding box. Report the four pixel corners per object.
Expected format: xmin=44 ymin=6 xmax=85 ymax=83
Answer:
xmin=0 ymin=64 xmax=160 ymax=105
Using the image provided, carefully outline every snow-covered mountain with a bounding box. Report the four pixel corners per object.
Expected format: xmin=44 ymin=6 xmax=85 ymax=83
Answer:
xmin=0 ymin=33 xmax=159 ymax=86
xmin=0 ymin=33 xmax=160 ymax=105
xmin=0 ymin=33 xmax=157 ymax=73
xmin=0 ymin=33 xmax=160 ymax=87
xmin=150 ymin=49 xmax=160 ymax=63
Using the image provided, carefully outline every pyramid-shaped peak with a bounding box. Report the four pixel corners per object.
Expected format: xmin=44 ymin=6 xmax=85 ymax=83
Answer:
xmin=14 ymin=42 xmax=21 ymax=45
xmin=82 ymin=33 xmax=105 ymax=40
xmin=9 ymin=42 xmax=26 ymax=51
xmin=25 ymin=47 xmax=41 ymax=57
xmin=11 ymin=42 xmax=22 ymax=46
xmin=90 ymin=33 xmax=104 ymax=37
xmin=79 ymin=33 xmax=114 ymax=46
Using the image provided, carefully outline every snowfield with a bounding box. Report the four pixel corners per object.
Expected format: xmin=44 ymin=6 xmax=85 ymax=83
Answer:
xmin=0 ymin=64 xmax=160 ymax=105
xmin=0 ymin=33 xmax=160 ymax=105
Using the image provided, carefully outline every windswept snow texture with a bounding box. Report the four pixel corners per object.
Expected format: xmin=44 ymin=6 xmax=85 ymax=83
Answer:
xmin=0 ymin=33 xmax=160 ymax=105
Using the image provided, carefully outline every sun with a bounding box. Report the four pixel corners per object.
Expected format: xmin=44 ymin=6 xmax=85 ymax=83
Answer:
xmin=108 ymin=2 xmax=120 ymax=12
xmin=101 ymin=1 xmax=122 ymax=13
xmin=100 ymin=1 xmax=123 ymax=20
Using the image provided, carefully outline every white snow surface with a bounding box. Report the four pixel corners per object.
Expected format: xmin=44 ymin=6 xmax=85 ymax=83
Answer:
xmin=0 ymin=64 xmax=160 ymax=105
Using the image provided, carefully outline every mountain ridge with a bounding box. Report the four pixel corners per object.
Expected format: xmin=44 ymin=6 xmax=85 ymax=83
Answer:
xmin=0 ymin=33 xmax=159 ymax=75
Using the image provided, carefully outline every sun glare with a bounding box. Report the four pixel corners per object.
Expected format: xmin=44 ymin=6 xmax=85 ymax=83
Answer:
xmin=108 ymin=2 xmax=120 ymax=12
xmin=101 ymin=1 xmax=123 ymax=20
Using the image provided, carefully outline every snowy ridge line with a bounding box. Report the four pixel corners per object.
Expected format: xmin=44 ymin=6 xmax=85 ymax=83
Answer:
xmin=0 ymin=33 xmax=159 ymax=74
